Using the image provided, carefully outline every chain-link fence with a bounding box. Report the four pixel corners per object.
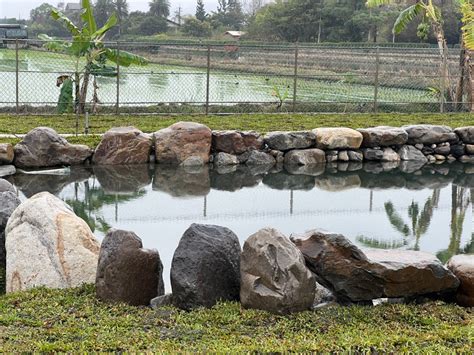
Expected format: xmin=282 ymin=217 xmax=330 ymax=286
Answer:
xmin=0 ymin=39 xmax=467 ymax=115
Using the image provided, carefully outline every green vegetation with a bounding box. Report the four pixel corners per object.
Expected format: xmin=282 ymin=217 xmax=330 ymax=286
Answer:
xmin=0 ymin=285 xmax=472 ymax=352
xmin=0 ymin=112 xmax=472 ymax=148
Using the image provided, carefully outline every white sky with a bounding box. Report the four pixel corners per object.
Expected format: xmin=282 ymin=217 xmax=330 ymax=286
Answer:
xmin=0 ymin=0 xmax=221 ymax=20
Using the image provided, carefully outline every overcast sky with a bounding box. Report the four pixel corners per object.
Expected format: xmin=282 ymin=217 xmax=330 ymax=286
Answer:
xmin=0 ymin=0 xmax=221 ymax=20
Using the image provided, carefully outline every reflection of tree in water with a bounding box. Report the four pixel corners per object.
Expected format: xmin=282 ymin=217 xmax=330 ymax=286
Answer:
xmin=64 ymin=180 xmax=145 ymax=235
xmin=437 ymin=187 xmax=472 ymax=262
xmin=357 ymin=189 xmax=440 ymax=250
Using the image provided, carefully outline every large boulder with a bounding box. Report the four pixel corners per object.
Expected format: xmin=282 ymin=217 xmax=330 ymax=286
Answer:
xmin=358 ymin=126 xmax=408 ymax=147
xmin=92 ymin=127 xmax=152 ymax=165
xmin=240 ymin=228 xmax=315 ymax=314
xmin=5 ymin=192 xmax=100 ymax=292
xmin=314 ymin=127 xmax=363 ymax=150
xmin=13 ymin=127 xmax=92 ymax=168
xmin=398 ymin=145 xmax=428 ymax=163
xmin=0 ymin=143 xmax=14 ymax=164
xmin=291 ymin=230 xmax=459 ymax=302
xmin=213 ymin=152 xmax=239 ymax=166
xmin=245 ymin=150 xmax=276 ymax=166
xmin=170 ymin=224 xmax=241 ymax=310
xmin=284 ymin=148 xmax=326 ymax=166
xmin=96 ymin=229 xmax=164 ymax=306
xmin=447 ymin=255 xmax=474 ymax=307
xmin=264 ymin=131 xmax=315 ymax=151
xmin=212 ymin=130 xmax=263 ymax=154
xmin=154 ymin=122 xmax=212 ymax=165
xmin=454 ymin=127 xmax=474 ymax=144
xmin=403 ymin=125 xmax=458 ymax=145
xmin=1 ymin=189 xmax=20 ymax=281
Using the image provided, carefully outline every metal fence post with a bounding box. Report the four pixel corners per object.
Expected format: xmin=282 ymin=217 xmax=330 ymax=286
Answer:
xmin=116 ymin=41 xmax=120 ymax=115
xmin=373 ymin=47 xmax=380 ymax=113
xmin=293 ymin=43 xmax=299 ymax=113
xmin=15 ymin=40 xmax=19 ymax=114
xmin=205 ymin=45 xmax=211 ymax=115
xmin=440 ymin=53 xmax=447 ymax=113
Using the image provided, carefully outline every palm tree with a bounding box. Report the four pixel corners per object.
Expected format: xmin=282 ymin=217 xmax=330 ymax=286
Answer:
xmin=358 ymin=190 xmax=440 ymax=250
xmin=458 ymin=0 xmax=474 ymax=110
xmin=367 ymin=0 xmax=454 ymax=106
xmin=113 ymin=0 xmax=129 ymax=38
xmin=149 ymin=0 xmax=170 ymax=18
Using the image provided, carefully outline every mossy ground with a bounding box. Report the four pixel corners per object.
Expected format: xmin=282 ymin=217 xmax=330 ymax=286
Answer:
xmin=0 ymin=285 xmax=472 ymax=352
xmin=0 ymin=113 xmax=473 ymax=148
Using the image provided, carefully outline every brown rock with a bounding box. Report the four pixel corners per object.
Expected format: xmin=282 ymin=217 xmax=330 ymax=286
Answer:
xmin=96 ymin=229 xmax=164 ymax=306
xmin=13 ymin=127 xmax=92 ymax=168
xmin=0 ymin=143 xmax=14 ymax=164
xmin=154 ymin=122 xmax=212 ymax=165
xmin=212 ymin=130 xmax=263 ymax=154
xmin=92 ymin=127 xmax=151 ymax=165
xmin=358 ymin=126 xmax=408 ymax=147
xmin=447 ymin=255 xmax=474 ymax=307
xmin=313 ymin=128 xmax=363 ymax=150
xmin=291 ymin=230 xmax=459 ymax=302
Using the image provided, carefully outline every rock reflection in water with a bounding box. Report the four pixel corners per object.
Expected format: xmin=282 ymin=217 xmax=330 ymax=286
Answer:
xmin=153 ymin=165 xmax=211 ymax=197
xmin=3 ymin=161 xmax=473 ymax=295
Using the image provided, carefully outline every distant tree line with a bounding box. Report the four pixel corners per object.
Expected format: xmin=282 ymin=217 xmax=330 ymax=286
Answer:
xmin=12 ymin=0 xmax=462 ymax=44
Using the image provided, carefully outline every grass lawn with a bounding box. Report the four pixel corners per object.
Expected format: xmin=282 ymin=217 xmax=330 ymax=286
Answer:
xmin=0 ymin=285 xmax=472 ymax=352
xmin=0 ymin=112 xmax=474 ymax=148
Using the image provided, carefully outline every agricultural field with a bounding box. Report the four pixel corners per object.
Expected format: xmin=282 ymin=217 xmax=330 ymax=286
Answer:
xmin=0 ymin=44 xmax=449 ymax=113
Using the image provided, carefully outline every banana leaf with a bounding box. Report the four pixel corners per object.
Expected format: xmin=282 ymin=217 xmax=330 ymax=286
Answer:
xmin=81 ymin=0 xmax=97 ymax=34
xmin=51 ymin=9 xmax=80 ymax=36
xmin=104 ymin=48 xmax=148 ymax=66
xmin=393 ymin=2 xmax=424 ymax=34
xmin=90 ymin=63 xmax=117 ymax=77
xmin=92 ymin=13 xmax=118 ymax=40
xmin=57 ymin=78 xmax=74 ymax=114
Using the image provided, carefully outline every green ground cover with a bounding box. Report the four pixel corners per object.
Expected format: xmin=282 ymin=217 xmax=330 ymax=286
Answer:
xmin=0 ymin=113 xmax=473 ymax=148
xmin=0 ymin=285 xmax=472 ymax=352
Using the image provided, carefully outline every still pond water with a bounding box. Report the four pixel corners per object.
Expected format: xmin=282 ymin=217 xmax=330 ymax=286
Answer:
xmin=6 ymin=162 xmax=474 ymax=292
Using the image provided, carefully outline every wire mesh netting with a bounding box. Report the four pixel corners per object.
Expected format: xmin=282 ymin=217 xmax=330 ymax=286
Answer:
xmin=0 ymin=39 xmax=467 ymax=114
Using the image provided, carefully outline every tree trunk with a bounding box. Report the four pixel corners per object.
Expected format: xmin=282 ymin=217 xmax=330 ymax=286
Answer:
xmin=79 ymin=70 xmax=90 ymax=114
xmin=455 ymin=47 xmax=466 ymax=111
xmin=432 ymin=22 xmax=454 ymax=107
xmin=74 ymin=72 xmax=80 ymax=114
xmin=467 ymin=50 xmax=474 ymax=112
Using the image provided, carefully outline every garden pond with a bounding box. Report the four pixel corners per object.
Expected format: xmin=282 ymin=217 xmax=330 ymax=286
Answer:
xmin=2 ymin=161 xmax=473 ymax=292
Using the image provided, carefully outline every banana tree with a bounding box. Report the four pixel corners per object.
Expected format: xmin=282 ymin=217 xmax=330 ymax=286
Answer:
xmin=458 ymin=0 xmax=474 ymax=111
xmin=366 ymin=0 xmax=454 ymax=107
xmin=39 ymin=0 xmax=148 ymax=114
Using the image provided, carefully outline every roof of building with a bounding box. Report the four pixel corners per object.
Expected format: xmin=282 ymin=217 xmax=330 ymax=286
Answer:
xmin=224 ymin=31 xmax=246 ymax=37
xmin=65 ymin=3 xmax=81 ymax=11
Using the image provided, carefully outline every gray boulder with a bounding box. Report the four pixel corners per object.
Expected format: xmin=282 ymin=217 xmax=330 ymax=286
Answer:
xmin=96 ymin=229 xmax=164 ymax=306
xmin=0 ymin=179 xmax=15 ymax=193
xmin=403 ymin=125 xmax=458 ymax=145
xmin=246 ymin=150 xmax=276 ymax=166
xmin=214 ymin=152 xmax=239 ymax=167
xmin=284 ymin=148 xmax=326 ymax=166
xmin=13 ymin=127 xmax=92 ymax=168
xmin=171 ymin=224 xmax=241 ymax=310
xmin=5 ymin=192 xmax=100 ymax=293
xmin=454 ymin=127 xmax=474 ymax=144
xmin=362 ymin=148 xmax=383 ymax=161
xmin=212 ymin=130 xmax=263 ymax=154
xmin=240 ymin=227 xmax=315 ymax=314
xmin=0 ymin=166 xmax=16 ymax=178
xmin=348 ymin=150 xmax=363 ymax=162
xmin=1 ymin=190 xmax=20 ymax=277
xmin=398 ymin=145 xmax=428 ymax=163
xmin=291 ymin=230 xmax=459 ymax=302
xmin=264 ymin=131 xmax=315 ymax=151
xmin=358 ymin=126 xmax=408 ymax=147
xmin=381 ymin=147 xmax=400 ymax=162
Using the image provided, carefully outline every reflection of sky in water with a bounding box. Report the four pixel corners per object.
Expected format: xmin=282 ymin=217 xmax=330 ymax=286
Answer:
xmin=10 ymin=164 xmax=473 ymax=293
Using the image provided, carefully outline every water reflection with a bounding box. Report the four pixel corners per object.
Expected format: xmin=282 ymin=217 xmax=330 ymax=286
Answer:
xmin=3 ymin=162 xmax=473 ymax=293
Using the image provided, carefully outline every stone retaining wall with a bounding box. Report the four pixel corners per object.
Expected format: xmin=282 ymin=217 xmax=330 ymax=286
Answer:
xmin=1 ymin=123 xmax=474 ymax=177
